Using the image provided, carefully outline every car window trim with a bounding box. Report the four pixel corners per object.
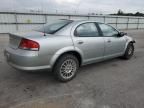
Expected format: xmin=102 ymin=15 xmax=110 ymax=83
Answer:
xmin=74 ymin=22 xmax=102 ymax=37
xmin=94 ymin=22 xmax=103 ymax=36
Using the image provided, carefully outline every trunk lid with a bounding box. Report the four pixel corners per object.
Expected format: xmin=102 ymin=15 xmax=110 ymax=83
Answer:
xmin=9 ymin=34 xmax=21 ymax=49
xmin=9 ymin=31 xmax=47 ymax=49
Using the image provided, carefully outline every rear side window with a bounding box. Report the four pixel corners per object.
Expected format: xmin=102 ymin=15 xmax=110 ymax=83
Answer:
xmin=74 ymin=23 xmax=99 ymax=37
xmin=98 ymin=23 xmax=119 ymax=37
xmin=36 ymin=20 xmax=72 ymax=34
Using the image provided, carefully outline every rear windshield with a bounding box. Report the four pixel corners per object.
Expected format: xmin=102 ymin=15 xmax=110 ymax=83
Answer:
xmin=36 ymin=20 xmax=73 ymax=34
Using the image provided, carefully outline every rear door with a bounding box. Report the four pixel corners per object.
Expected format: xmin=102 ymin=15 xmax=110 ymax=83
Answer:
xmin=98 ymin=23 xmax=126 ymax=58
xmin=72 ymin=22 xmax=105 ymax=64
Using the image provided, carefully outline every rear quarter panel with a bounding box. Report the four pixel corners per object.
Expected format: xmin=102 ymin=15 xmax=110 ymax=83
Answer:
xmin=33 ymin=35 xmax=75 ymax=66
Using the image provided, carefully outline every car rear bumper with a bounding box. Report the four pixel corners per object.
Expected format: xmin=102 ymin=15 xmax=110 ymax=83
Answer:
xmin=7 ymin=62 xmax=51 ymax=71
xmin=4 ymin=47 xmax=52 ymax=71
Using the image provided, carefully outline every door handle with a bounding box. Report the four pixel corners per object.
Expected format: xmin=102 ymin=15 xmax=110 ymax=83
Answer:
xmin=77 ymin=40 xmax=84 ymax=44
xmin=107 ymin=40 xmax=111 ymax=43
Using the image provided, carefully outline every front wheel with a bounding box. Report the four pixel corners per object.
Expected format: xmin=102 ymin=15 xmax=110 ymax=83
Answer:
xmin=53 ymin=54 xmax=79 ymax=82
xmin=121 ymin=43 xmax=134 ymax=60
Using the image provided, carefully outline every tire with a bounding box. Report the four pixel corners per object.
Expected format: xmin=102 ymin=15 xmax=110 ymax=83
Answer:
xmin=53 ymin=54 xmax=79 ymax=82
xmin=122 ymin=43 xmax=134 ymax=60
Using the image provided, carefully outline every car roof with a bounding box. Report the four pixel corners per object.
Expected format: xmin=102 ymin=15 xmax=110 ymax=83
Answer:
xmin=59 ymin=19 xmax=101 ymax=24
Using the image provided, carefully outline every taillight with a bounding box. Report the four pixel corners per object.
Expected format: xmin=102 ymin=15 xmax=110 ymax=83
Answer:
xmin=19 ymin=38 xmax=39 ymax=51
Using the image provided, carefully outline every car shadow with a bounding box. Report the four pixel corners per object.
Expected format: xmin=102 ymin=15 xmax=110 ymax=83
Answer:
xmin=16 ymin=57 xmax=123 ymax=83
xmin=79 ymin=58 xmax=122 ymax=72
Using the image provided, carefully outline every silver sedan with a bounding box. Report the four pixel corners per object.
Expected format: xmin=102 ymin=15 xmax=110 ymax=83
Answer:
xmin=4 ymin=20 xmax=135 ymax=82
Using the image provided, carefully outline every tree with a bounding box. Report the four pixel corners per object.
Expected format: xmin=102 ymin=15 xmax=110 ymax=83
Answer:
xmin=110 ymin=10 xmax=144 ymax=17
xmin=117 ymin=9 xmax=124 ymax=15
xmin=135 ymin=12 xmax=144 ymax=16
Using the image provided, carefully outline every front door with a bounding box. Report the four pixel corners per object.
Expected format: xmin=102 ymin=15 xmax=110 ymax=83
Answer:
xmin=72 ymin=22 xmax=105 ymax=64
xmin=98 ymin=23 xmax=126 ymax=58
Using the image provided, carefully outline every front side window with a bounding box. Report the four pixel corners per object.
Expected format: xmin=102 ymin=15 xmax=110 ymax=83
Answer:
xmin=98 ymin=23 xmax=119 ymax=37
xmin=75 ymin=23 xmax=99 ymax=37
xmin=36 ymin=20 xmax=73 ymax=34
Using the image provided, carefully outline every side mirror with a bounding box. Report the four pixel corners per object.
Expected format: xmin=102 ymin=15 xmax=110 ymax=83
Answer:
xmin=118 ymin=32 xmax=127 ymax=37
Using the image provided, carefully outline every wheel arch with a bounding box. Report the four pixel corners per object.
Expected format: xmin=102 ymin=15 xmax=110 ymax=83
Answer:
xmin=124 ymin=37 xmax=135 ymax=52
xmin=50 ymin=48 xmax=83 ymax=70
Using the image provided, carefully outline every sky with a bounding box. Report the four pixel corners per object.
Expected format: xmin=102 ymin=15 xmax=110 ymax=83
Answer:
xmin=0 ymin=0 xmax=144 ymax=14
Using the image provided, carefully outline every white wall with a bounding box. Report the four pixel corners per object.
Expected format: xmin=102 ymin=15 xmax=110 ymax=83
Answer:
xmin=0 ymin=12 xmax=144 ymax=33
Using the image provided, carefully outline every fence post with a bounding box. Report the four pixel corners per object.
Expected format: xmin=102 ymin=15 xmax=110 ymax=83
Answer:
xmin=44 ymin=14 xmax=47 ymax=24
xmin=127 ymin=17 xmax=129 ymax=30
xmin=14 ymin=13 xmax=18 ymax=31
xmin=88 ymin=16 xmax=90 ymax=20
xmin=137 ymin=18 xmax=140 ymax=29
xmin=116 ymin=17 xmax=118 ymax=28
xmin=104 ymin=16 xmax=106 ymax=23
xmin=68 ymin=15 xmax=71 ymax=20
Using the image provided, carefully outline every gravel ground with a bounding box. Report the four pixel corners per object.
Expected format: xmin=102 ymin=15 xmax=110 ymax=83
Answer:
xmin=0 ymin=30 xmax=144 ymax=108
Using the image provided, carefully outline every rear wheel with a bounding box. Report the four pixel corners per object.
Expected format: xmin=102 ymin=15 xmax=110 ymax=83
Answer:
xmin=53 ymin=54 xmax=79 ymax=82
xmin=122 ymin=43 xmax=134 ymax=60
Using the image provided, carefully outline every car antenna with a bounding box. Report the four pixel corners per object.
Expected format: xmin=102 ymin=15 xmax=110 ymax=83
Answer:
xmin=41 ymin=0 xmax=46 ymax=36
